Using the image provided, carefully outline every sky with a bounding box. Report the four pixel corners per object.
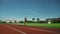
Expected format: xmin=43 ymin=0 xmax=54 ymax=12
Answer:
xmin=0 ymin=0 xmax=60 ymax=20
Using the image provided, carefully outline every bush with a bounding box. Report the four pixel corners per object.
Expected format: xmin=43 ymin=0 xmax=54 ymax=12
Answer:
xmin=1 ymin=21 xmax=6 ymax=23
xmin=27 ymin=21 xmax=33 ymax=23
xmin=19 ymin=21 xmax=24 ymax=23
xmin=39 ymin=21 xmax=47 ymax=23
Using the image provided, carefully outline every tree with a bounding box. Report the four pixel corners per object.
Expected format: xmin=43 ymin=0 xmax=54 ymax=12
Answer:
xmin=32 ymin=18 xmax=35 ymax=23
xmin=37 ymin=18 xmax=40 ymax=23
xmin=0 ymin=20 xmax=2 ymax=23
xmin=24 ymin=16 xmax=27 ymax=25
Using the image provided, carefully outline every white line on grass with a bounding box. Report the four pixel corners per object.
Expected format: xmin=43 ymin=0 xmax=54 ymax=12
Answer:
xmin=6 ymin=25 xmax=26 ymax=34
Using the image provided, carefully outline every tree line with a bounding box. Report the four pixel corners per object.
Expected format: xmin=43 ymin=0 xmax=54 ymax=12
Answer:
xmin=0 ymin=17 xmax=60 ymax=24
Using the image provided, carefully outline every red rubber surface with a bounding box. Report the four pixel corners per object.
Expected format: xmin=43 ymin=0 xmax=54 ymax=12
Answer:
xmin=0 ymin=24 xmax=60 ymax=34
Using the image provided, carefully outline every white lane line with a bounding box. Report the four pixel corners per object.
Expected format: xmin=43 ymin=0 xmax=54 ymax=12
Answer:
xmin=28 ymin=27 xmax=59 ymax=34
xmin=6 ymin=25 xmax=26 ymax=34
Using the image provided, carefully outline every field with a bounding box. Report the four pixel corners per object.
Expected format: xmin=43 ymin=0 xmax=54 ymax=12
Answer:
xmin=0 ymin=23 xmax=60 ymax=34
xmin=10 ymin=23 xmax=60 ymax=28
xmin=27 ymin=23 xmax=60 ymax=28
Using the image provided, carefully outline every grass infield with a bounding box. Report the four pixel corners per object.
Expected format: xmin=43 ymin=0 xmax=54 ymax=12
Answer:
xmin=26 ymin=23 xmax=60 ymax=28
xmin=9 ymin=23 xmax=60 ymax=28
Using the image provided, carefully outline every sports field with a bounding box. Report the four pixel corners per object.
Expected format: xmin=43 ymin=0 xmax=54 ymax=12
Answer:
xmin=27 ymin=23 xmax=60 ymax=28
xmin=11 ymin=23 xmax=60 ymax=28
xmin=0 ymin=23 xmax=60 ymax=34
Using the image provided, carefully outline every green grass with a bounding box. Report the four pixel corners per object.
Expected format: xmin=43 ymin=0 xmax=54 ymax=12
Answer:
xmin=13 ymin=23 xmax=60 ymax=28
xmin=26 ymin=23 xmax=60 ymax=28
xmin=2 ymin=23 xmax=60 ymax=28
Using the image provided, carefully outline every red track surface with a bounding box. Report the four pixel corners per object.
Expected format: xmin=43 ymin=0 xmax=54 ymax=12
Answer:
xmin=0 ymin=24 xmax=60 ymax=34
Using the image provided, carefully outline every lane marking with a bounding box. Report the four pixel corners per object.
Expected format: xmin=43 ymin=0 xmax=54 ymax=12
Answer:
xmin=5 ymin=25 xmax=60 ymax=34
xmin=27 ymin=27 xmax=59 ymax=34
xmin=6 ymin=25 xmax=26 ymax=34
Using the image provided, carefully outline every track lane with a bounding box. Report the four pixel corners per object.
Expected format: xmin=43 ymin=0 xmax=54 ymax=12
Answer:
xmin=0 ymin=24 xmax=25 ymax=34
xmin=6 ymin=24 xmax=59 ymax=34
xmin=6 ymin=25 xmax=26 ymax=34
xmin=0 ymin=24 xmax=60 ymax=34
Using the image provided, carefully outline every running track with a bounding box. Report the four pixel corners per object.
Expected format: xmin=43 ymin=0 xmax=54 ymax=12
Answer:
xmin=0 ymin=24 xmax=60 ymax=34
